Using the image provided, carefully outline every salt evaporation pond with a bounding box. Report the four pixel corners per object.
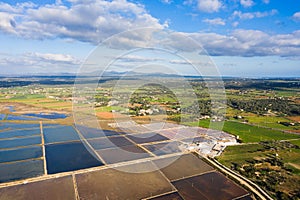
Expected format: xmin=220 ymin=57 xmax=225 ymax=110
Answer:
xmin=24 ymin=112 xmax=68 ymax=119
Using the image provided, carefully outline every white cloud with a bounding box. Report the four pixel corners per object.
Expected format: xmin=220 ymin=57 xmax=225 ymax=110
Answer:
xmin=231 ymin=29 xmax=269 ymax=44
xmin=292 ymin=12 xmax=300 ymax=22
xmin=0 ymin=52 xmax=81 ymax=74
xmin=240 ymin=0 xmax=254 ymax=8
xmin=232 ymin=21 xmax=239 ymax=27
xmin=174 ymin=29 xmax=300 ymax=57
xmin=29 ymin=52 xmax=80 ymax=64
xmin=161 ymin=0 xmax=172 ymax=4
xmin=161 ymin=31 xmax=201 ymax=52
xmin=197 ymin=0 xmax=222 ymax=13
xmin=0 ymin=12 xmax=16 ymax=34
xmin=233 ymin=9 xmax=278 ymax=20
xmin=169 ymin=59 xmax=190 ymax=65
xmin=118 ymin=55 xmax=163 ymax=62
xmin=55 ymin=0 xmax=63 ymax=5
xmin=0 ymin=2 xmax=36 ymax=14
xmin=0 ymin=1 xmax=299 ymax=59
xmin=0 ymin=0 xmax=163 ymax=44
xmin=203 ymin=18 xmax=225 ymax=25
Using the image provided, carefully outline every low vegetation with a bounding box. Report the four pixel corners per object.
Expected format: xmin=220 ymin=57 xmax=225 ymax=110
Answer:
xmin=186 ymin=120 xmax=300 ymax=143
xmin=217 ymin=141 xmax=300 ymax=199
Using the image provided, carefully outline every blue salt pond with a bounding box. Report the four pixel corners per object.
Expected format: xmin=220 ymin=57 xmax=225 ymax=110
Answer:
xmin=45 ymin=141 xmax=103 ymax=174
xmin=6 ymin=106 xmax=15 ymax=112
xmin=0 ymin=122 xmax=114 ymax=183
xmin=24 ymin=112 xmax=68 ymax=119
xmin=43 ymin=126 xmax=80 ymax=144
xmin=0 ymin=114 xmax=6 ymax=120
xmin=0 ymin=136 xmax=41 ymax=149
xmin=5 ymin=115 xmax=40 ymax=121
xmin=0 ymin=146 xmax=43 ymax=163
xmin=0 ymin=128 xmax=41 ymax=139
xmin=0 ymin=123 xmax=40 ymax=131
xmin=0 ymin=159 xmax=44 ymax=183
xmin=76 ymin=125 xmax=120 ymax=139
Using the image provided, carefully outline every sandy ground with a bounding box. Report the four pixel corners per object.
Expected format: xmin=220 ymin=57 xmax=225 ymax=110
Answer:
xmin=287 ymin=116 xmax=300 ymax=123
xmin=96 ymin=111 xmax=124 ymax=119
xmin=0 ymin=102 xmax=175 ymax=131
xmin=0 ymin=102 xmax=68 ymax=115
xmin=0 ymin=102 xmax=74 ymax=125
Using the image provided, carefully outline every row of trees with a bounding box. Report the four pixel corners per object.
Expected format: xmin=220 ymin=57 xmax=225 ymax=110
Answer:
xmin=228 ymin=98 xmax=300 ymax=116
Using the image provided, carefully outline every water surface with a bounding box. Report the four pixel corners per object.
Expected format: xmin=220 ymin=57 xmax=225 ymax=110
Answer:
xmin=0 ymin=159 xmax=44 ymax=183
xmin=24 ymin=112 xmax=68 ymax=119
xmin=0 ymin=146 xmax=43 ymax=163
xmin=0 ymin=128 xmax=41 ymax=139
xmin=45 ymin=141 xmax=103 ymax=174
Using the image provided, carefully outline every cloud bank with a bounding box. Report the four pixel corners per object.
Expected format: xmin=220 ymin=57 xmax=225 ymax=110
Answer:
xmin=0 ymin=0 xmax=163 ymax=44
xmin=0 ymin=0 xmax=299 ymax=58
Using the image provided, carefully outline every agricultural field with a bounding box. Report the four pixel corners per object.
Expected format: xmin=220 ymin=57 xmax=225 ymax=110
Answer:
xmin=217 ymin=141 xmax=300 ymax=199
xmin=186 ymin=120 xmax=300 ymax=143
xmin=0 ymin=76 xmax=299 ymax=199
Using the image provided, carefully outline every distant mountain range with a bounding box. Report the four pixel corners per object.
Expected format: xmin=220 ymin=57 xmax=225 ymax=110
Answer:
xmin=0 ymin=71 xmax=299 ymax=80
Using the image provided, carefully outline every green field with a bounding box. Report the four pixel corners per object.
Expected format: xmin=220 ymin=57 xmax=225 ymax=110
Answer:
xmin=222 ymin=121 xmax=300 ymax=143
xmin=94 ymin=105 xmax=125 ymax=112
xmin=186 ymin=120 xmax=300 ymax=143
xmin=217 ymin=143 xmax=269 ymax=167
xmin=218 ymin=142 xmax=300 ymax=174
xmin=290 ymin=139 xmax=300 ymax=147
xmin=233 ymin=116 xmax=300 ymax=131
xmin=9 ymin=94 xmax=46 ymax=99
xmin=218 ymin=141 xmax=300 ymax=199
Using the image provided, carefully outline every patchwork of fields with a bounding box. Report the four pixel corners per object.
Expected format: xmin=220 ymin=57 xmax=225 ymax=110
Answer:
xmin=0 ymin=152 xmax=251 ymax=200
xmin=0 ymin=78 xmax=299 ymax=199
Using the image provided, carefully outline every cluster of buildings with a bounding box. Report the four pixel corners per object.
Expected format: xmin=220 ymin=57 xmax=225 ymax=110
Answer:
xmin=109 ymin=121 xmax=237 ymax=157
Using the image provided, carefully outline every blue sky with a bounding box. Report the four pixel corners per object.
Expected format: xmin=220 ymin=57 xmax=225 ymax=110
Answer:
xmin=0 ymin=0 xmax=299 ymax=77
